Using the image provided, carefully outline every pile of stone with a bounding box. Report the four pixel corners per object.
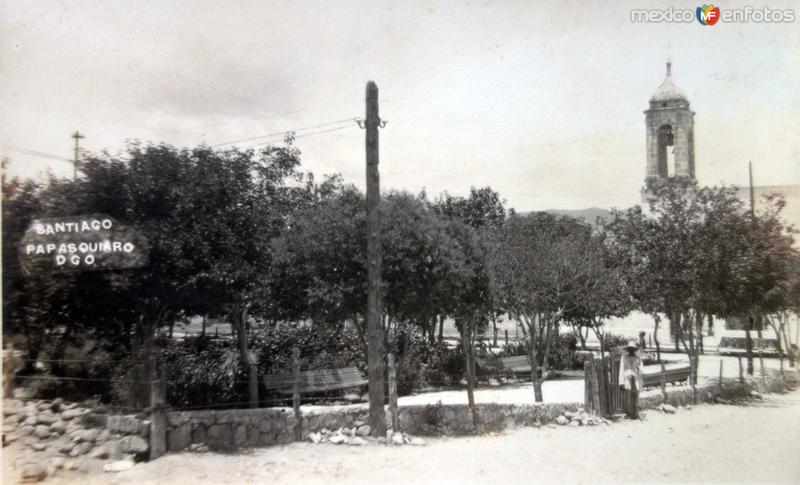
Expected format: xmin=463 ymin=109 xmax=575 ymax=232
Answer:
xmin=307 ymin=421 xmax=425 ymax=447
xmin=3 ymin=398 xmax=147 ymax=482
xmin=554 ymin=409 xmax=610 ymax=427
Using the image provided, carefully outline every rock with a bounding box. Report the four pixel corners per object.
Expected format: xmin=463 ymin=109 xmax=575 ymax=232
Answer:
xmin=189 ymin=443 xmax=201 ymax=451
xmin=103 ymin=459 xmax=135 ymax=473
xmin=89 ymin=445 xmax=110 ymax=459
xmin=22 ymin=417 xmax=38 ymax=427
xmin=341 ymin=427 xmax=354 ymax=437
xmin=356 ymin=425 xmax=370 ymax=437
xmin=69 ymin=441 xmax=92 ymax=457
xmin=168 ymin=424 xmax=192 ymax=451
xmin=33 ymin=425 xmax=50 ymax=439
xmin=391 ymin=433 xmax=405 ymax=445
xmin=308 ymin=432 xmax=322 ymax=444
xmin=61 ymin=409 xmax=85 ymax=421
xmin=78 ymin=428 xmax=99 ymax=443
xmin=353 ymin=420 xmax=366 ymax=427
xmin=563 ymin=411 xmax=577 ymax=419
xmin=122 ymin=435 xmax=148 ymax=454
xmin=58 ymin=440 xmax=76 ymax=454
xmin=567 ymin=420 xmax=581 ymax=427
xmin=328 ymin=433 xmax=346 ymax=445
xmin=556 ymin=415 xmax=569 ymax=426
xmin=48 ymin=457 xmax=65 ymax=470
xmin=196 ymin=445 xmax=209 ymax=453
xmin=19 ymin=463 xmax=47 ymax=482
xmin=660 ymin=404 xmax=677 ymax=414
xmin=347 ymin=436 xmax=368 ymax=446
xmin=95 ymin=429 xmax=111 ymax=443
xmin=4 ymin=434 xmax=18 ymax=446
xmin=37 ymin=412 xmax=58 ymax=426
xmin=580 ymin=418 xmax=589 ymax=426
xmin=49 ymin=420 xmax=66 ymax=435
xmin=30 ymin=442 xmax=48 ymax=452
xmin=63 ymin=460 xmax=81 ymax=471
xmin=750 ymin=391 xmax=763 ymax=399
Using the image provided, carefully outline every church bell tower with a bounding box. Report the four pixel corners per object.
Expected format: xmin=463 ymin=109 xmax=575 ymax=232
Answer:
xmin=643 ymin=62 xmax=696 ymax=202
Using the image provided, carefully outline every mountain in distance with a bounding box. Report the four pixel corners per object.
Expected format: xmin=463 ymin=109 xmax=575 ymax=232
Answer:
xmin=516 ymin=207 xmax=612 ymax=226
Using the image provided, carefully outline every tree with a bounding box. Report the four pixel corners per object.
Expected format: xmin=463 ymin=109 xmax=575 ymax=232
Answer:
xmin=492 ymin=212 xmax=608 ymax=402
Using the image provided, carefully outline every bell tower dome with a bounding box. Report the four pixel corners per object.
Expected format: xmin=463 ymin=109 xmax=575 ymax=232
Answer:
xmin=643 ymin=61 xmax=696 ymax=200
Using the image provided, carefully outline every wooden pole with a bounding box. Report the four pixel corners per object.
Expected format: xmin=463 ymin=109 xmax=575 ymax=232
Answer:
xmin=590 ymin=358 xmax=601 ymax=416
xmin=388 ymin=353 xmax=399 ymax=432
xmin=149 ymin=356 xmax=167 ymax=460
xmin=584 ymin=360 xmax=592 ymax=412
xmin=292 ymin=348 xmax=302 ymax=441
xmin=365 ymin=81 xmax=386 ymax=437
xmin=738 ymin=355 xmax=744 ymax=386
xmin=719 ymin=359 xmax=724 ymax=392
xmin=660 ymin=361 xmax=667 ymax=402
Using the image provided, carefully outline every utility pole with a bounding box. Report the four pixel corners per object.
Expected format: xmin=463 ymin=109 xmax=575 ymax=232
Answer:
xmin=748 ymin=161 xmax=755 ymax=217
xmin=363 ymin=81 xmax=386 ymax=437
xmin=71 ymin=131 xmax=84 ymax=181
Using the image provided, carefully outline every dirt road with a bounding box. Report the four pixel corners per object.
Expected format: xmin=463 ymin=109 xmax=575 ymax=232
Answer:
xmin=33 ymin=387 xmax=798 ymax=485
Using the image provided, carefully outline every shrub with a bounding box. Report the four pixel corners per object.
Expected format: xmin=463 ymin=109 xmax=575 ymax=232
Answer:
xmin=420 ymin=342 xmax=464 ymax=387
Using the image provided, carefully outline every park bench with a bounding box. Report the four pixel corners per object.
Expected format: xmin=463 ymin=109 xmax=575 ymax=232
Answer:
xmin=263 ymin=366 xmax=368 ymax=395
xmin=641 ymin=365 xmax=691 ymax=389
xmin=476 ymin=355 xmax=534 ymax=383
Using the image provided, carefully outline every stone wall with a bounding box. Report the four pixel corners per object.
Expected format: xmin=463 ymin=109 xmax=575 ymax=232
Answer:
xmin=164 ymin=369 xmax=798 ymax=453
xmin=164 ymin=401 xmax=586 ymax=452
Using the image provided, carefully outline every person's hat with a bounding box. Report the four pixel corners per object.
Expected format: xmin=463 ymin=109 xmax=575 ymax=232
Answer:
xmin=624 ymin=340 xmax=639 ymax=350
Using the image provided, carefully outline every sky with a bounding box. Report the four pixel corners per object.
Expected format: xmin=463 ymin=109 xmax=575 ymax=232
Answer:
xmin=1 ymin=0 xmax=799 ymax=212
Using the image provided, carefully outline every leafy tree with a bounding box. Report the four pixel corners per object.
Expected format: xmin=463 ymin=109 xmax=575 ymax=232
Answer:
xmin=492 ymin=212 xmax=608 ymax=402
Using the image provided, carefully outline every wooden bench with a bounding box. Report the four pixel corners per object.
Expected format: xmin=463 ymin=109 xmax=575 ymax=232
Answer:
xmin=263 ymin=366 xmax=368 ymax=395
xmin=476 ymin=355 xmax=534 ymax=383
xmin=642 ymin=365 xmax=691 ymax=388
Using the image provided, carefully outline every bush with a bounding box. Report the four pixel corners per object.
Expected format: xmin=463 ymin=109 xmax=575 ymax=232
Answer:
xmin=420 ymin=341 xmax=464 ymax=387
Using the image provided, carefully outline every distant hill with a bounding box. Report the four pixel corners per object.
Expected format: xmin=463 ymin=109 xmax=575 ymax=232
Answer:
xmin=517 ymin=207 xmax=612 ymax=225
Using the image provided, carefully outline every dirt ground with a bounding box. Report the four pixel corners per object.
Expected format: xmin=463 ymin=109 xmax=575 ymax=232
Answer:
xmin=8 ymin=386 xmax=797 ymax=485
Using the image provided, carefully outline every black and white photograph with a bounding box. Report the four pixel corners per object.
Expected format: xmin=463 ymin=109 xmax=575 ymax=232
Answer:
xmin=2 ymin=1 xmax=799 ymax=483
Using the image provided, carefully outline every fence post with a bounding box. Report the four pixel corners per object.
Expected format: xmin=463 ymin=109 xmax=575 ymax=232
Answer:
xmin=738 ymin=356 xmax=744 ymax=386
xmin=659 ymin=361 xmax=667 ymax=402
xmin=583 ymin=360 xmax=592 ymax=413
xmin=149 ymin=356 xmax=167 ymax=460
xmin=388 ymin=353 xmax=399 ymax=432
xmin=718 ymin=359 xmax=724 ymax=393
xmin=292 ymin=348 xmax=302 ymax=441
xmin=759 ymin=356 xmax=766 ymax=387
xmin=590 ymin=358 xmax=601 ymax=416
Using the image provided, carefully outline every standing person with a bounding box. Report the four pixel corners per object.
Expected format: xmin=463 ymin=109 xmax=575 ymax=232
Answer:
xmin=619 ymin=341 xmax=643 ymax=419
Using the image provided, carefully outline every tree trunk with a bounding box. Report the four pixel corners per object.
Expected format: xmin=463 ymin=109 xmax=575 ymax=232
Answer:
xmin=756 ymin=315 xmax=765 ymax=380
xmin=695 ymin=311 xmax=704 ymax=355
xmin=707 ymin=314 xmax=714 ymax=337
xmin=653 ymin=315 xmax=662 ymax=363
xmin=236 ymin=306 xmax=258 ymax=409
xmin=491 ymin=312 xmax=498 ymax=348
xmin=200 ymin=314 xmax=207 ymax=337
xmin=528 ymin=321 xmax=543 ymax=402
xmin=745 ymin=315 xmax=755 ymax=375
xmin=438 ymin=315 xmax=444 ymax=341
xmin=780 ymin=321 xmax=795 ymax=368
xmin=461 ymin=322 xmax=478 ymax=431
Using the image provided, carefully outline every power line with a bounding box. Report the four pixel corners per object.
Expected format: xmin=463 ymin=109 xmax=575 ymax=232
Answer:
xmin=1 ymin=144 xmax=73 ymax=163
xmin=211 ymin=118 xmax=355 ymax=147
xmin=242 ymin=124 xmax=356 ymax=149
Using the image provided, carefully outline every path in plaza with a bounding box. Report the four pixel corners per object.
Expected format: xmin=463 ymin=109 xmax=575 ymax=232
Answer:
xmin=43 ymin=386 xmax=800 ymax=485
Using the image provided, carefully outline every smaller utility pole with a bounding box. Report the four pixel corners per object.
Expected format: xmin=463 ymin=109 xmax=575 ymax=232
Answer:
xmin=71 ymin=131 xmax=84 ymax=181
xmin=748 ymin=161 xmax=755 ymax=217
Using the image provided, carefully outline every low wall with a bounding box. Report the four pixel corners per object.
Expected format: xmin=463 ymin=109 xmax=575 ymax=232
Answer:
xmin=164 ymin=401 xmax=584 ymax=452
xmin=163 ymin=368 xmax=798 ymax=453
